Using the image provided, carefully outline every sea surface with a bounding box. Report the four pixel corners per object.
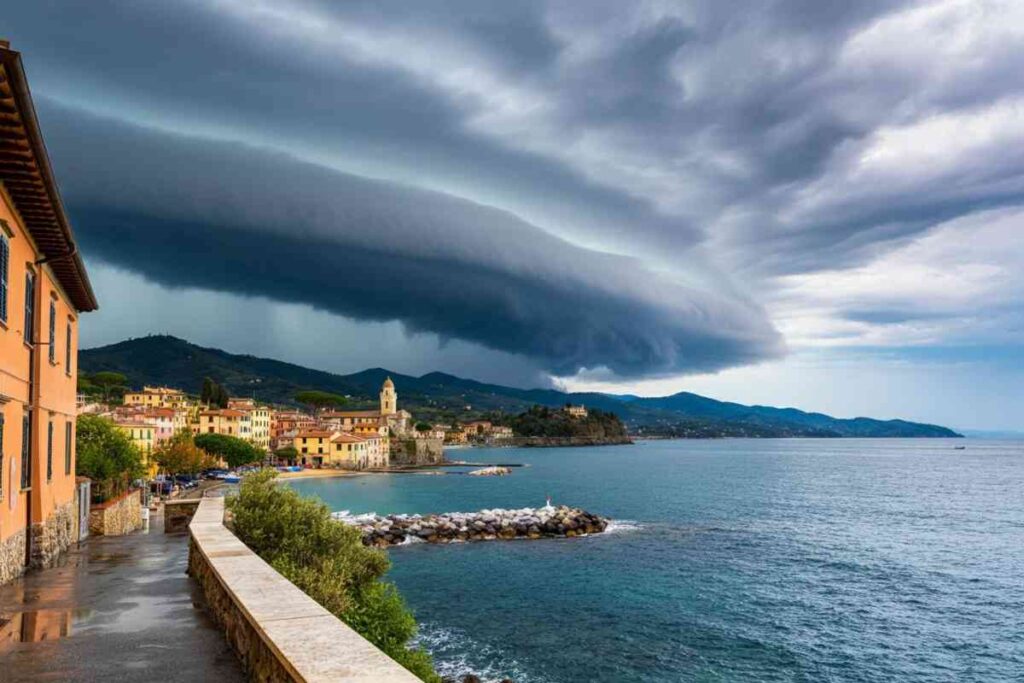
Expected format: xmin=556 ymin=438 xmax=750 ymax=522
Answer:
xmin=289 ymin=439 xmax=1024 ymax=682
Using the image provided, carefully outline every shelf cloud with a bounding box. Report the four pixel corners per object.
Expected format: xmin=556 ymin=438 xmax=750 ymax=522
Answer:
xmin=43 ymin=103 xmax=782 ymax=378
xmin=7 ymin=0 xmax=1024 ymax=415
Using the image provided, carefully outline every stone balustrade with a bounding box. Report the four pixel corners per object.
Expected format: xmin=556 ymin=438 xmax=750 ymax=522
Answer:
xmin=188 ymin=496 xmax=420 ymax=682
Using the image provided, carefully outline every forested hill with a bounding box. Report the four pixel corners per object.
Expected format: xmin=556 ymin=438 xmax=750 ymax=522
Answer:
xmin=79 ymin=336 xmax=962 ymax=438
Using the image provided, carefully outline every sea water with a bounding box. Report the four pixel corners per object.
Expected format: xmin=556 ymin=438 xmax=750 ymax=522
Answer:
xmin=289 ymin=439 xmax=1024 ymax=682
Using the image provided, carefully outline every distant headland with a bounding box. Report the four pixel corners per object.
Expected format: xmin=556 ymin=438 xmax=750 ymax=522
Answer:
xmin=80 ymin=335 xmax=962 ymax=439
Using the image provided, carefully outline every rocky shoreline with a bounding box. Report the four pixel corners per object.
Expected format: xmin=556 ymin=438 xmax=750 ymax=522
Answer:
xmin=334 ymin=505 xmax=609 ymax=547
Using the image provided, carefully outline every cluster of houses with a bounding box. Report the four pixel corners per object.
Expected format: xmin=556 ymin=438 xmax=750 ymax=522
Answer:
xmin=79 ymin=376 xmax=441 ymax=473
xmin=440 ymin=420 xmax=514 ymax=445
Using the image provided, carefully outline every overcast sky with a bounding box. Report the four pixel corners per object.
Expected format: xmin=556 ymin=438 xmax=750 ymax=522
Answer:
xmin=8 ymin=1 xmax=1024 ymax=430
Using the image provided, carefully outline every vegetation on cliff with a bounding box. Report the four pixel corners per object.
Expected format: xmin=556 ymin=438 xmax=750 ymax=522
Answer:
xmin=511 ymin=405 xmax=628 ymax=440
xmin=228 ymin=470 xmax=440 ymax=682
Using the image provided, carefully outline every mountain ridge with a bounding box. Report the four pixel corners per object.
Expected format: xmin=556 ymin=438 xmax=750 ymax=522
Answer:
xmin=78 ymin=335 xmax=962 ymax=438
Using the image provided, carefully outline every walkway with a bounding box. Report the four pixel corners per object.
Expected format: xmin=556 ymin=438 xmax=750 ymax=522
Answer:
xmin=0 ymin=511 xmax=245 ymax=682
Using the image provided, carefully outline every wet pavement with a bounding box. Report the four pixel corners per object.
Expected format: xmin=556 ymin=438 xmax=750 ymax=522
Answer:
xmin=0 ymin=512 xmax=245 ymax=682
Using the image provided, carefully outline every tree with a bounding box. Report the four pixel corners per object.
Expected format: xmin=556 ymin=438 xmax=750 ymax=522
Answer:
xmin=201 ymin=377 xmax=215 ymax=405
xmin=155 ymin=430 xmax=216 ymax=477
xmin=89 ymin=371 xmax=128 ymax=403
xmin=273 ymin=445 xmax=298 ymax=464
xmin=76 ymin=414 xmax=145 ymax=501
xmin=201 ymin=377 xmax=229 ymax=408
xmin=195 ymin=433 xmax=265 ymax=468
xmin=295 ymin=390 xmax=348 ymax=412
xmin=414 ymin=422 xmax=431 ymax=433
xmin=228 ymin=470 xmax=440 ymax=682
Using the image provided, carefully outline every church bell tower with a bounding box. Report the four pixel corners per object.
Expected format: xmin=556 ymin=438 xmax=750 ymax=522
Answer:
xmin=380 ymin=377 xmax=397 ymax=416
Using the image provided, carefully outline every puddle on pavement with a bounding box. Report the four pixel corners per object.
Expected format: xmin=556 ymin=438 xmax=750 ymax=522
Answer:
xmin=0 ymin=609 xmax=93 ymax=650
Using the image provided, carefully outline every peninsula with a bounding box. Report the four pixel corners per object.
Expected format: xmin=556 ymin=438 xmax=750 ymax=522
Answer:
xmin=80 ymin=336 xmax=962 ymax=439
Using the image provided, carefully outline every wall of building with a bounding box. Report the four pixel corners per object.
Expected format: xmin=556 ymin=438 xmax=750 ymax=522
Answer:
xmin=0 ymin=189 xmax=80 ymax=583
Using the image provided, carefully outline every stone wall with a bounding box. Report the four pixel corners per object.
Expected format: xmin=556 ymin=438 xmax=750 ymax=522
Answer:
xmin=164 ymin=499 xmax=201 ymax=533
xmin=188 ymin=496 xmax=420 ymax=683
xmin=188 ymin=545 xmax=297 ymax=682
xmin=29 ymin=500 xmax=77 ymax=569
xmin=89 ymin=489 xmax=143 ymax=536
xmin=0 ymin=529 xmax=27 ymax=585
xmin=391 ymin=437 xmax=445 ymax=466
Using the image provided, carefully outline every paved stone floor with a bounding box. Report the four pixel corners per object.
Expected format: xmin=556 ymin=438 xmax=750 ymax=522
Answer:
xmin=0 ymin=511 xmax=245 ymax=682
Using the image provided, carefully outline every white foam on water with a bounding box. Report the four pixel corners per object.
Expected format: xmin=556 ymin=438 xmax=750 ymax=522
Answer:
xmin=603 ymin=520 xmax=644 ymax=535
xmin=413 ymin=623 xmax=550 ymax=683
xmin=397 ymin=535 xmax=426 ymax=546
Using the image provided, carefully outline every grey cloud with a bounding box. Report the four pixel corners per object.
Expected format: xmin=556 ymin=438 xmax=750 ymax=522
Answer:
xmin=42 ymin=102 xmax=782 ymax=378
xmin=8 ymin=0 xmax=1024 ymax=371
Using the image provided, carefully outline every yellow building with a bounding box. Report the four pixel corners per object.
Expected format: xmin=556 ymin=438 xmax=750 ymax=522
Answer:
xmin=124 ymin=386 xmax=187 ymax=409
xmin=198 ymin=409 xmax=247 ymax=437
xmin=114 ymin=421 xmax=156 ymax=477
xmin=327 ymin=432 xmax=368 ymax=468
xmin=294 ymin=429 xmax=336 ymax=466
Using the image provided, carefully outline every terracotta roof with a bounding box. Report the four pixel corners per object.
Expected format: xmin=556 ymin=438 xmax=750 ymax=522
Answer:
xmin=142 ymin=408 xmax=176 ymax=417
xmin=296 ymin=429 xmax=335 ymax=439
xmin=322 ymin=410 xmax=381 ymax=419
xmin=0 ymin=44 xmax=97 ymax=312
xmin=330 ymin=433 xmax=366 ymax=444
xmin=201 ymin=409 xmax=245 ymax=417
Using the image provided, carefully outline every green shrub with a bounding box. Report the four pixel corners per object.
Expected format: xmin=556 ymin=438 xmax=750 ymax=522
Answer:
xmin=228 ymin=469 xmax=440 ymax=682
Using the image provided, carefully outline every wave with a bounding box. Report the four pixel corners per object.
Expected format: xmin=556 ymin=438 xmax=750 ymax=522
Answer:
xmin=603 ymin=520 xmax=644 ymax=535
xmin=413 ymin=623 xmax=549 ymax=683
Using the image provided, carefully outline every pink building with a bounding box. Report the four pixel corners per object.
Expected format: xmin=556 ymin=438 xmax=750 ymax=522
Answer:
xmin=141 ymin=407 xmax=177 ymax=444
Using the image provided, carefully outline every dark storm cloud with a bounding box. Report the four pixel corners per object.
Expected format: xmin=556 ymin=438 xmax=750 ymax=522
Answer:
xmin=8 ymin=0 xmax=1024 ymax=374
xmin=42 ymin=102 xmax=782 ymax=377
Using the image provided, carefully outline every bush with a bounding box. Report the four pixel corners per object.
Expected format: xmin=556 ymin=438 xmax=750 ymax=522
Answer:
xmin=194 ymin=433 xmax=264 ymax=468
xmin=76 ymin=414 xmax=145 ymax=501
xmin=228 ymin=470 xmax=440 ymax=682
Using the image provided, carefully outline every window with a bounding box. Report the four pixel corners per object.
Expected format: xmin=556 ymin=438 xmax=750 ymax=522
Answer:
xmin=46 ymin=420 xmax=53 ymax=481
xmin=0 ymin=232 xmax=8 ymax=323
xmin=65 ymin=321 xmax=72 ymax=375
xmin=23 ymin=270 xmax=35 ymax=343
xmin=20 ymin=411 xmax=31 ymax=490
xmin=65 ymin=421 xmax=72 ymax=475
xmin=48 ymin=299 xmax=56 ymax=363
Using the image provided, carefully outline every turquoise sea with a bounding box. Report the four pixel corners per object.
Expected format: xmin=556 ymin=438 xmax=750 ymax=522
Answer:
xmin=289 ymin=439 xmax=1024 ymax=682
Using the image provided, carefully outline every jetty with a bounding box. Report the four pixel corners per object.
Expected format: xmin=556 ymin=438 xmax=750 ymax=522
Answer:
xmin=334 ymin=505 xmax=609 ymax=547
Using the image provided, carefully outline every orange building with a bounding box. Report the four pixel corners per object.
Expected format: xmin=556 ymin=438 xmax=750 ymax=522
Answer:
xmin=0 ymin=43 xmax=98 ymax=584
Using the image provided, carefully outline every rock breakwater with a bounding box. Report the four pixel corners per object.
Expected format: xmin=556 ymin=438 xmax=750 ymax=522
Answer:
xmin=467 ymin=466 xmax=511 ymax=476
xmin=334 ymin=505 xmax=609 ymax=547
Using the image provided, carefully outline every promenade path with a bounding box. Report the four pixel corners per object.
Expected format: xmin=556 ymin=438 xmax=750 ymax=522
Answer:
xmin=0 ymin=509 xmax=245 ymax=682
